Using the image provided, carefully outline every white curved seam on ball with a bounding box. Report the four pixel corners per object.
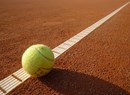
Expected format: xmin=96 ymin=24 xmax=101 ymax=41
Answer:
xmin=33 ymin=47 xmax=54 ymax=62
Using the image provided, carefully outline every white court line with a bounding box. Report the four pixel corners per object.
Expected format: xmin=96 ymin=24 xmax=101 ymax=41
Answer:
xmin=0 ymin=2 xmax=129 ymax=95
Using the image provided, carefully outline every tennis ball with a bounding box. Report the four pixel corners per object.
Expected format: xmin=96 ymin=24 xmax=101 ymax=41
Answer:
xmin=22 ymin=44 xmax=55 ymax=77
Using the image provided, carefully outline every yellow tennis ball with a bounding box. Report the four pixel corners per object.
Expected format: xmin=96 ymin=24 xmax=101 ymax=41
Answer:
xmin=22 ymin=44 xmax=55 ymax=77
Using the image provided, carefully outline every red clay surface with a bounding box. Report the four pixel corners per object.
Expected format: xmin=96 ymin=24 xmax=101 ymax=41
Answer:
xmin=8 ymin=2 xmax=130 ymax=95
xmin=0 ymin=0 xmax=129 ymax=80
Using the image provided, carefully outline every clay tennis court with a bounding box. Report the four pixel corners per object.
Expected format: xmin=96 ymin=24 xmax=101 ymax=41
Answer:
xmin=0 ymin=0 xmax=130 ymax=94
